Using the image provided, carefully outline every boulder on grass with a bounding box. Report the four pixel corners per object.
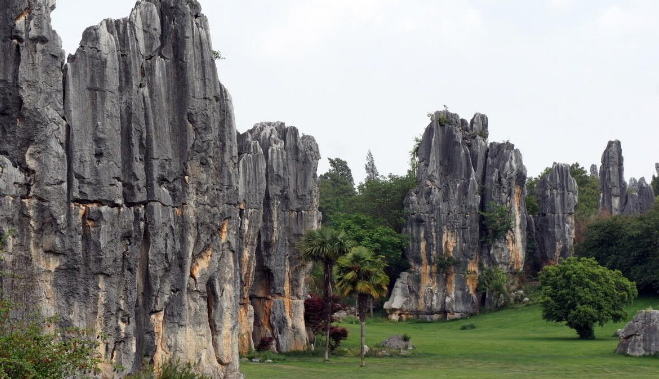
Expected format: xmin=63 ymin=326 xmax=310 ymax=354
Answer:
xmin=616 ymin=309 xmax=659 ymax=356
xmin=381 ymin=335 xmax=414 ymax=350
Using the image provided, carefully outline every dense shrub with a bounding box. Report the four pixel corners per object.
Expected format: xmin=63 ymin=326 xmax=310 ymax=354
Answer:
xmin=576 ymin=204 xmax=659 ymax=293
xmin=304 ymin=294 xmax=346 ymax=338
xmin=328 ymin=326 xmax=349 ymax=352
xmin=124 ymin=359 xmax=211 ymax=379
xmin=478 ymin=267 xmax=511 ymax=304
xmin=479 ymin=202 xmax=513 ymax=245
xmin=539 ymin=257 xmax=637 ymax=339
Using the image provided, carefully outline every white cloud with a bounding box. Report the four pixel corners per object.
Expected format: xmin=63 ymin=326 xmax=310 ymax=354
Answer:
xmin=549 ymin=0 xmax=574 ymax=10
xmin=260 ymin=0 xmax=394 ymax=57
xmin=260 ymin=0 xmax=485 ymax=58
xmin=596 ymin=1 xmax=659 ymax=36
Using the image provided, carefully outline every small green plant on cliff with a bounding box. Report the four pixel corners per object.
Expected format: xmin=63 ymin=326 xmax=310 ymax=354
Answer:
xmin=479 ymin=202 xmax=513 ymax=246
xmin=436 ymin=255 xmax=459 ymax=273
xmin=211 ymin=50 xmax=225 ymax=60
xmin=0 ymin=230 xmax=103 ymax=379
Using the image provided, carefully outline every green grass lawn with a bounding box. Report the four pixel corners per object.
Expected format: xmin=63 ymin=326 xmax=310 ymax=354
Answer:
xmin=241 ymin=296 xmax=659 ymax=378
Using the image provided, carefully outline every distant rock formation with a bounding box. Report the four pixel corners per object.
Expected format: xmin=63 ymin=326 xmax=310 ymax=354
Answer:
xmin=237 ymin=122 xmax=320 ymax=354
xmin=624 ymin=178 xmax=655 ymax=215
xmin=0 ymin=1 xmax=319 ymax=378
xmin=531 ymin=164 xmax=578 ymax=265
xmin=589 ymin=164 xmax=599 ymax=179
xmin=384 ymin=111 xmax=527 ymax=320
xmin=599 ymin=140 xmax=627 ymax=215
xmin=616 ymin=310 xmax=659 ymax=357
xmin=598 ymin=140 xmax=654 ymax=216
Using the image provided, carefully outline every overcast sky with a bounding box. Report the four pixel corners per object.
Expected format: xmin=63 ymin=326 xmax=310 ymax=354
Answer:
xmin=52 ymin=0 xmax=659 ymax=184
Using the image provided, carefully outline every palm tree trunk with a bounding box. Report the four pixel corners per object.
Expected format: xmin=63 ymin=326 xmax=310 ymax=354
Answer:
xmin=324 ymin=259 xmax=332 ymax=362
xmin=369 ymin=296 xmax=373 ymax=318
xmin=359 ymin=294 xmax=367 ymax=367
xmin=360 ymin=319 xmax=366 ymax=367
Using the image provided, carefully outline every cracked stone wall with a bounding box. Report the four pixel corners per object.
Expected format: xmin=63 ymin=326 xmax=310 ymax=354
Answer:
xmin=0 ymin=0 xmax=319 ymax=377
xmin=236 ymin=122 xmax=320 ymax=354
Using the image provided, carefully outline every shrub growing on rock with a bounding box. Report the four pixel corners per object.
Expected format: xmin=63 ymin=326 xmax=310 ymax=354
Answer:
xmin=539 ymin=257 xmax=637 ymax=339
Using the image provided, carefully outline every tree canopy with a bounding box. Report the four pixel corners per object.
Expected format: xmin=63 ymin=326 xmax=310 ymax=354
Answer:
xmin=539 ymin=257 xmax=637 ymax=339
xmin=576 ymin=203 xmax=659 ymax=293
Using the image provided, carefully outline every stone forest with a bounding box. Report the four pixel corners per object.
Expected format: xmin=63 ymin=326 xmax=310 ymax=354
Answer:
xmin=1 ymin=1 xmax=658 ymax=379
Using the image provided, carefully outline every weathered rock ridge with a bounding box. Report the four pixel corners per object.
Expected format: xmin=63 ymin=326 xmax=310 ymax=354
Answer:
xmin=237 ymin=122 xmax=320 ymax=353
xmin=384 ymin=111 xmax=528 ymax=320
xmin=598 ymin=140 xmax=654 ymax=216
xmin=529 ymin=163 xmax=578 ymax=266
xmin=0 ymin=1 xmax=319 ymax=378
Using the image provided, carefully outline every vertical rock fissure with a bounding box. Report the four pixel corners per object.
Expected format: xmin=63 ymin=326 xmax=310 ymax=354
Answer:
xmin=205 ymin=279 xmax=219 ymax=363
xmin=134 ymin=223 xmax=151 ymax=371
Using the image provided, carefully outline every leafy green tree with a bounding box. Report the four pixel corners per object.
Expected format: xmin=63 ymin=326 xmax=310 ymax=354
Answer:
xmin=525 ymin=167 xmax=551 ymax=216
xmin=364 ymin=150 xmax=380 ymax=181
xmin=352 ymin=173 xmax=415 ymax=233
xmin=408 ymin=136 xmax=422 ymax=178
xmin=539 ymin=257 xmax=637 ymax=339
xmin=651 ymin=175 xmax=659 ymax=196
xmin=570 ymin=163 xmax=600 ymax=220
xmin=327 ymin=213 xmax=408 ymax=290
xmin=576 ymin=204 xmax=659 ymax=292
xmin=296 ymin=227 xmax=352 ymax=361
xmin=319 ymin=158 xmax=356 ymax=220
xmin=335 ymin=247 xmax=389 ymax=367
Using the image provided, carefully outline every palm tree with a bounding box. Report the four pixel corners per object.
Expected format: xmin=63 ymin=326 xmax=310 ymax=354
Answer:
xmin=297 ymin=227 xmax=352 ymax=362
xmin=335 ymin=246 xmax=389 ymax=367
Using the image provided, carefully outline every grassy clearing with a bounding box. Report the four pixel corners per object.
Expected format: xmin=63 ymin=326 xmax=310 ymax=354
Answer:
xmin=241 ymin=296 xmax=659 ymax=378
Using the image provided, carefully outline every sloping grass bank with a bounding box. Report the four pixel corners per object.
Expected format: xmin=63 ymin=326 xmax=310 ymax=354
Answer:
xmin=241 ymin=296 xmax=659 ymax=378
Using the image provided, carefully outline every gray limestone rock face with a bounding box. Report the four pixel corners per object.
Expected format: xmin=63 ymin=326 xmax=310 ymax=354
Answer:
xmin=384 ymin=111 xmax=528 ymax=320
xmin=533 ymin=163 xmax=578 ymax=265
xmin=625 ymin=177 xmax=655 ymax=215
xmin=481 ymin=142 xmax=527 ymax=272
xmin=590 ymin=164 xmax=599 ymax=179
xmin=239 ymin=122 xmax=320 ymax=353
xmin=637 ymin=178 xmax=655 ymax=213
xmin=656 ymin=163 xmax=659 ymax=178
xmin=0 ymin=1 xmax=313 ymax=378
xmin=628 ymin=177 xmax=639 ymax=193
xmin=0 ymin=0 xmax=69 ymax=328
xmin=599 ymin=140 xmax=627 ymax=216
xmin=598 ymin=140 xmax=654 ymax=216
xmin=59 ymin=1 xmax=242 ymax=377
xmin=616 ymin=310 xmax=659 ymax=356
